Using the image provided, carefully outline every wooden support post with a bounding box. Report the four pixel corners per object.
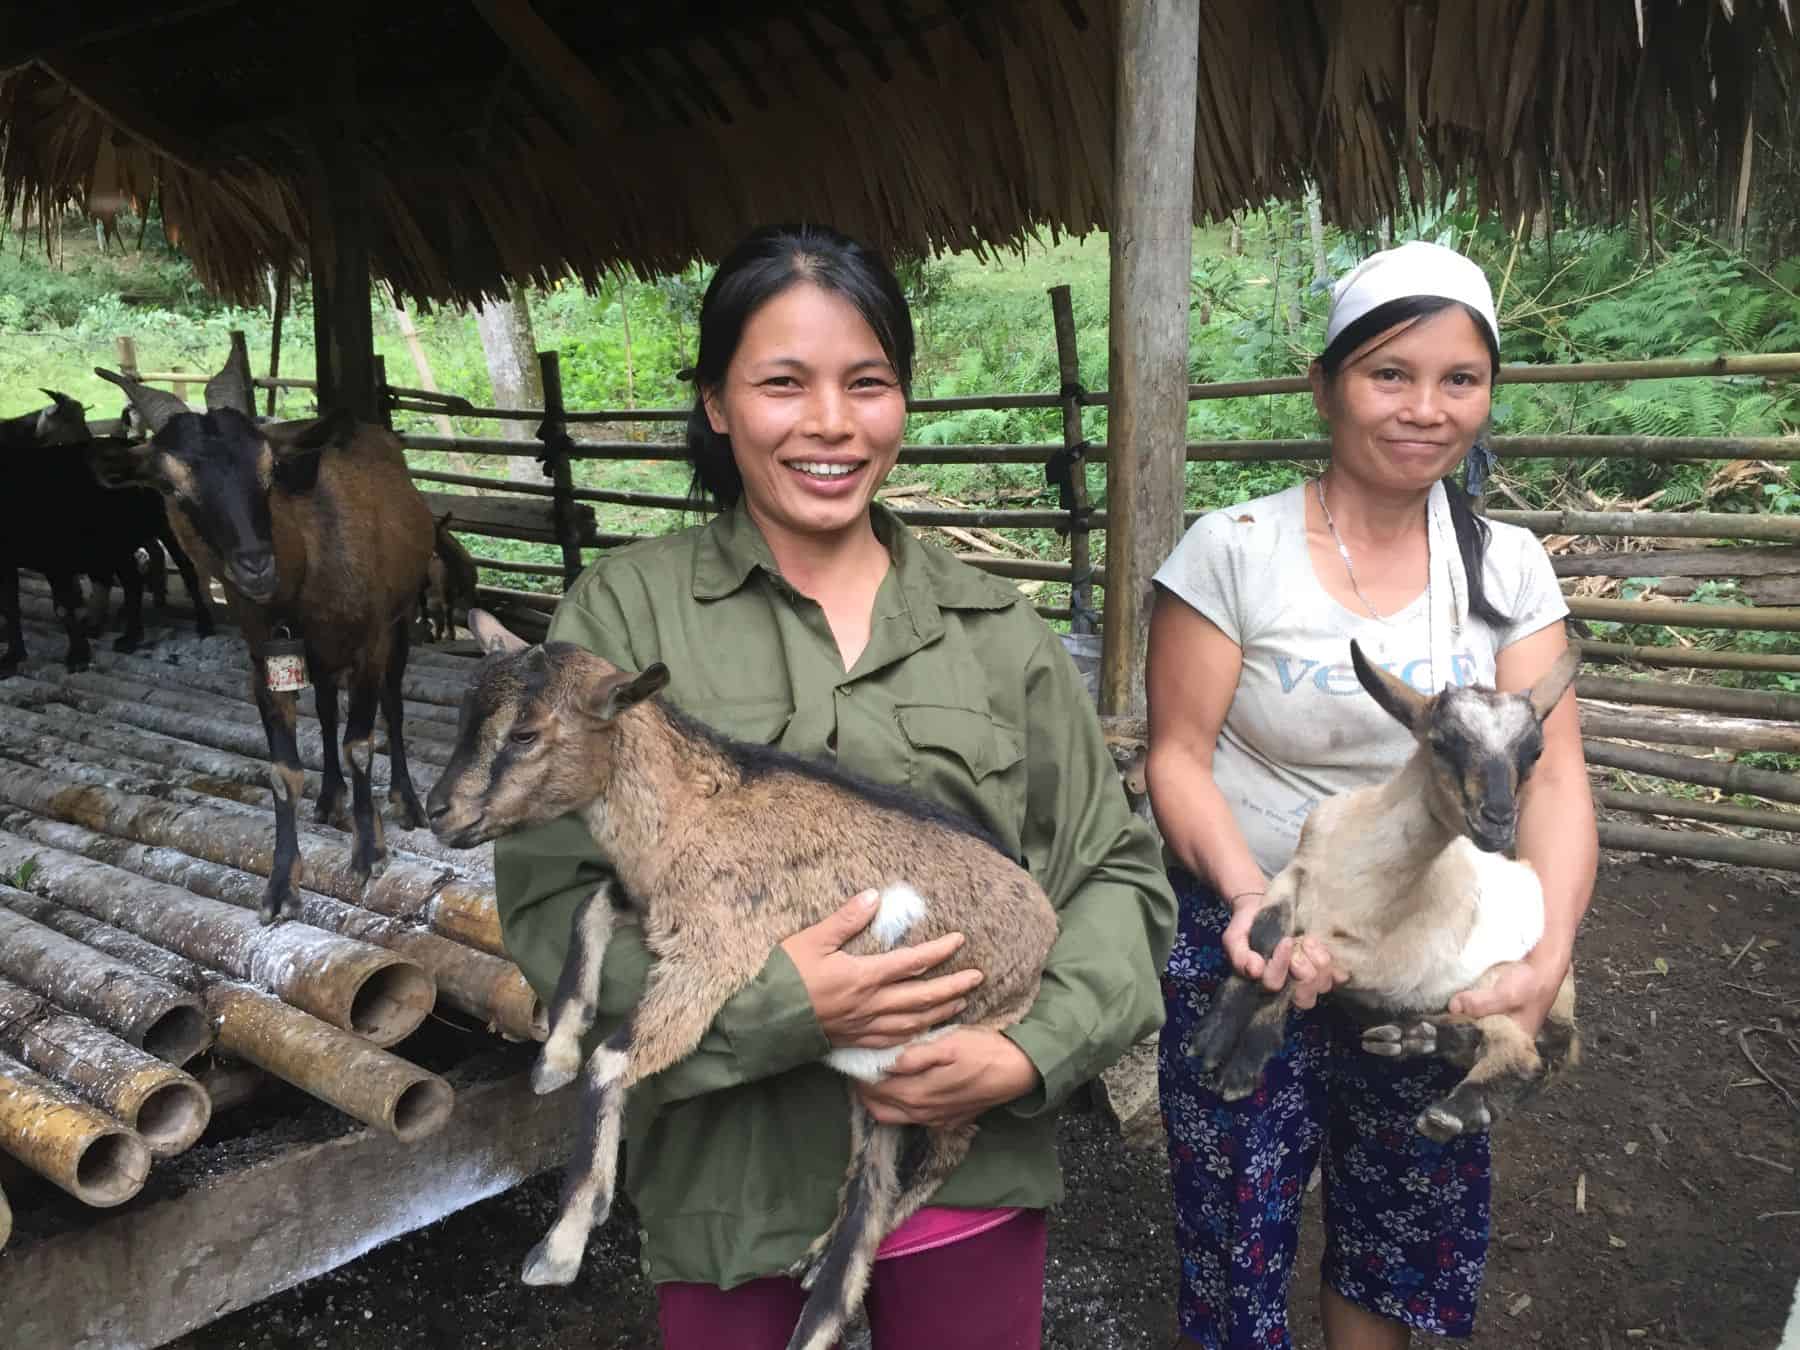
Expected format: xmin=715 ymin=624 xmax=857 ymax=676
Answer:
xmin=305 ymin=44 xmax=376 ymax=420
xmin=266 ymin=266 xmax=289 ymax=419
xmin=113 ymin=335 xmax=138 ymax=379
xmin=372 ymin=354 xmax=393 ymax=431
xmin=1100 ymin=0 xmax=1198 ymax=715
xmin=1049 ymin=284 xmax=1096 ymax=635
xmin=536 ymin=350 xmax=584 ymax=588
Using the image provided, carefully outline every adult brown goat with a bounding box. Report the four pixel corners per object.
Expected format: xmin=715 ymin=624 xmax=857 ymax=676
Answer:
xmin=96 ymin=352 xmax=434 ymax=923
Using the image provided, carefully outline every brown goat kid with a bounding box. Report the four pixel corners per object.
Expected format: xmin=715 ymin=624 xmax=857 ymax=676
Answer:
xmin=427 ymin=611 xmax=1059 ymax=1350
xmin=1187 ymin=639 xmax=1582 ymax=1143
xmin=418 ymin=514 xmax=478 ymax=642
xmin=98 ymin=354 xmax=434 ymax=923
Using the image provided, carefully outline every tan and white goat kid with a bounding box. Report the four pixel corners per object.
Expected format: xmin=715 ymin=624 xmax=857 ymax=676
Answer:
xmin=1188 ymin=639 xmax=1582 ymax=1142
xmin=426 ymin=611 xmax=1058 ymax=1350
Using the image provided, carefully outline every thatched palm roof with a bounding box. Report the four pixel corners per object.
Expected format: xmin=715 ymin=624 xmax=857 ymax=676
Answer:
xmin=1 ymin=1 xmax=1794 ymax=305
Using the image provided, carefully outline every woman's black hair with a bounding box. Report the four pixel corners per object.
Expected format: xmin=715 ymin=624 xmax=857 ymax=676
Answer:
xmin=684 ymin=224 xmax=915 ymax=509
xmin=1317 ymin=294 xmax=1511 ymax=629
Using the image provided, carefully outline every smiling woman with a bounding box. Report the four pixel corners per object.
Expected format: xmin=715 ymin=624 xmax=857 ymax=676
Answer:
xmin=488 ymin=224 xmax=1176 ymax=1350
xmin=1146 ymin=242 xmax=1598 ymax=1348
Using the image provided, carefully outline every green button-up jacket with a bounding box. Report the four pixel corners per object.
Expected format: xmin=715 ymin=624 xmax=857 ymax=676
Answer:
xmin=493 ymin=502 xmax=1175 ymax=1289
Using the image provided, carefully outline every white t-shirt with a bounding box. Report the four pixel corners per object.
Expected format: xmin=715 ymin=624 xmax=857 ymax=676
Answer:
xmin=1153 ymin=482 xmax=1568 ymax=877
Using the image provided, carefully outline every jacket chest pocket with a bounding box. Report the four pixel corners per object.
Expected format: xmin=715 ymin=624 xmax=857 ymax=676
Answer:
xmin=894 ymin=704 xmax=1027 ymax=858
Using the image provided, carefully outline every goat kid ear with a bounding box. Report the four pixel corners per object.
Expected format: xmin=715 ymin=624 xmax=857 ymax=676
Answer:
xmin=582 ymin=663 xmax=671 ymax=723
xmin=468 ymin=608 xmax=530 ymax=656
xmin=1349 ymin=638 xmax=1429 ymax=733
xmin=1527 ymin=641 xmax=1582 ymax=722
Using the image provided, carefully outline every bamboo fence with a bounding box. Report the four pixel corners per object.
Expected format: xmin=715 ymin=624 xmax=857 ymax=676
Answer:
xmin=108 ymin=335 xmax=1800 ymax=872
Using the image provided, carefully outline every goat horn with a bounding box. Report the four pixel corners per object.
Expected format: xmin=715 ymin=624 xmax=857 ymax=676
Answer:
xmin=93 ymin=367 xmax=190 ymax=435
xmin=203 ymin=341 xmax=255 ymax=419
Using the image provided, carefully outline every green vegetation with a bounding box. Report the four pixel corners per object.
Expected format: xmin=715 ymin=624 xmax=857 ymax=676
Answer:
xmin=4 ymin=202 xmax=1797 ymax=691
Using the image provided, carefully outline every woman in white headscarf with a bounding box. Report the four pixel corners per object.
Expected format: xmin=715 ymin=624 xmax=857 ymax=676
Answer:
xmin=1147 ymin=242 xmax=1596 ymax=1349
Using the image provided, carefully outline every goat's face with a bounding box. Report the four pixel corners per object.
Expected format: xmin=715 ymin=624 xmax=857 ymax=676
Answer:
xmin=35 ymin=390 xmax=89 ymax=446
xmin=426 ymin=610 xmax=670 ymax=849
xmin=116 ymin=409 xmax=347 ymax=604
xmin=1351 ymin=639 xmax=1579 ymax=854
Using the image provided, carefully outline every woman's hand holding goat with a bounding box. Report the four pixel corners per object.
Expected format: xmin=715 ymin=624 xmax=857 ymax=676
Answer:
xmin=1223 ymin=895 xmax=1344 ymax=1011
xmin=1448 ymin=956 xmax=1566 ymax=1039
xmin=856 ymin=1028 xmax=1040 ymax=1127
xmin=781 ymin=889 xmax=986 ymax=1049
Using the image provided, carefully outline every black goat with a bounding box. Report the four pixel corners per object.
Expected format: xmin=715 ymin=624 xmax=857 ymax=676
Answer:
xmin=0 ymin=390 xmax=89 ymax=450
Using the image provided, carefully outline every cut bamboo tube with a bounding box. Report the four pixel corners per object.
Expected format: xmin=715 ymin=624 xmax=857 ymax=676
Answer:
xmin=192 ymin=1058 xmax=267 ymax=1113
xmin=204 ymin=985 xmax=453 ymax=1142
xmin=0 ymin=975 xmax=210 ymax=1156
xmin=0 ymin=897 xmax=453 ymax=1142
xmin=0 ymin=761 xmax=455 ymax=932
xmin=0 ymin=898 xmax=212 ymax=1064
xmin=427 ymin=879 xmax=507 ymax=957
xmin=3 ymin=815 xmax=541 ymax=1042
xmin=0 ymin=1051 xmax=150 ymax=1207
xmin=0 ymin=833 xmax=434 ymax=1048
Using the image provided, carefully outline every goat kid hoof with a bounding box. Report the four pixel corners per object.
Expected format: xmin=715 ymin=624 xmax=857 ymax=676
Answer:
xmin=519 ymin=1241 xmax=580 ymax=1287
xmin=530 ymin=1056 xmax=578 ymax=1095
xmin=1363 ymin=1022 xmax=1436 ymax=1057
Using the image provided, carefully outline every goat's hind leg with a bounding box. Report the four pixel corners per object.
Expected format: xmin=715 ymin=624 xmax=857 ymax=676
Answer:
xmin=786 ymin=1103 xmax=903 ymax=1350
xmin=1412 ymin=970 xmax=1578 ymax=1142
xmin=342 ymin=673 xmax=388 ymax=886
xmin=521 ymin=1063 xmax=627 ymax=1287
xmin=533 ymin=880 xmax=619 ymax=1094
xmin=380 ymin=616 xmax=428 ymax=829
xmin=1187 ymin=889 xmax=1298 ymax=1101
xmin=0 ymin=562 xmax=23 ymax=678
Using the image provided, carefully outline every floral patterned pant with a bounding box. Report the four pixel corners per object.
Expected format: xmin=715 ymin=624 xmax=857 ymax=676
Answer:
xmin=1158 ymin=870 xmax=1491 ymax=1347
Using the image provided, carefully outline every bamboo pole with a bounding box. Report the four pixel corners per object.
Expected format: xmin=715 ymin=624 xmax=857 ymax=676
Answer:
xmin=1578 ymin=704 xmax=1800 ymax=753
xmin=0 ymin=898 xmax=211 ymax=1064
xmin=1597 ymin=820 xmax=1800 ymax=871
xmin=1579 ymin=640 xmax=1800 ymax=674
xmin=1102 ymin=0 xmax=1197 ymax=718
xmin=0 ymin=895 xmax=454 ymax=1142
xmin=1565 ymin=597 xmax=1800 ymax=632
xmin=1049 ymin=283 xmax=1095 ymax=635
xmin=2 ymin=815 xmax=541 ymax=1042
xmin=537 ymin=350 xmax=584 ymax=587
xmin=424 ymin=879 xmax=507 ymax=957
xmin=0 ymin=1051 xmax=150 ymax=1207
xmin=1594 ymin=789 xmax=1800 ymax=834
xmin=1487 ymin=510 xmax=1800 ymax=544
xmin=1576 ymin=674 xmax=1800 ymax=722
xmin=0 ymin=974 xmax=210 ymax=1156
xmin=1582 ymin=741 xmax=1800 ymax=805
xmin=1177 ymin=435 xmax=1800 ymax=463
xmin=0 ymin=830 xmax=434 ymax=1048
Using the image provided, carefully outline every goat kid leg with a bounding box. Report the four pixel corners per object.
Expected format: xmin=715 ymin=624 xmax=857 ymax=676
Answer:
xmin=524 ymin=953 xmax=756 ymax=1286
xmin=343 ymin=676 xmax=387 ymax=887
xmin=788 ymin=1105 xmax=902 ymax=1350
xmin=380 ymin=617 xmax=428 ymax=830
xmin=1185 ymin=881 xmax=1299 ymax=1101
xmin=312 ymin=668 xmax=347 ymax=828
xmin=82 ymin=572 xmax=113 ymax=636
xmin=1403 ymin=970 xmax=1579 ymax=1142
xmin=533 ymin=880 xmax=619 ymax=1094
xmin=48 ymin=571 xmax=92 ymax=673
xmin=111 ymin=551 xmax=144 ymax=654
xmin=251 ymin=666 xmax=307 ymax=924
xmin=0 ymin=563 xmax=23 ymax=678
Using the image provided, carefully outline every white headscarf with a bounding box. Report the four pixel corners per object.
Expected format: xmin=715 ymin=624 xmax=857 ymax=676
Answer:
xmin=1324 ymin=241 xmax=1499 ymax=351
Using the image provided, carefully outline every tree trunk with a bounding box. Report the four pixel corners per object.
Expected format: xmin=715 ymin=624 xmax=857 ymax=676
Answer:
xmin=1306 ymin=185 xmax=1328 ymax=286
xmin=475 ymin=283 xmax=544 ymax=439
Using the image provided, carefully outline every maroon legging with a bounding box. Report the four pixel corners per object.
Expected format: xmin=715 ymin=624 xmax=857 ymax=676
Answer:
xmin=655 ymin=1208 xmax=1048 ymax=1349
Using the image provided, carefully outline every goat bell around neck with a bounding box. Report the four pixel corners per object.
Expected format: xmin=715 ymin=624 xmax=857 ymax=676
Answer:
xmin=261 ymin=633 xmax=309 ymax=693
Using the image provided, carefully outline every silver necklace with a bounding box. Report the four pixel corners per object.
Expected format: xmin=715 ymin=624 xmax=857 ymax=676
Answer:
xmin=1315 ymin=475 xmax=1418 ymax=626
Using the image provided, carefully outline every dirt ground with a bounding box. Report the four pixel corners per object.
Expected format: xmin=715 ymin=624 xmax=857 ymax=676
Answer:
xmin=152 ymin=852 xmax=1798 ymax=1350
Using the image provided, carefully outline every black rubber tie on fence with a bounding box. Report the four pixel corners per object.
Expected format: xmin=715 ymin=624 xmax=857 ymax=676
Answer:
xmin=1059 ymin=379 xmax=1086 ymax=403
xmin=535 ymin=416 xmax=576 ymax=480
